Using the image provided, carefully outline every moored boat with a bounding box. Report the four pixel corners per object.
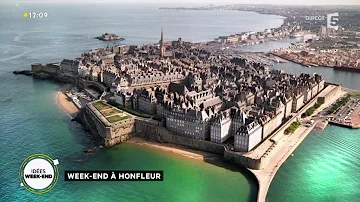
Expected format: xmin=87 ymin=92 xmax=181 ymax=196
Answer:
xmin=333 ymin=65 xmax=360 ymax=73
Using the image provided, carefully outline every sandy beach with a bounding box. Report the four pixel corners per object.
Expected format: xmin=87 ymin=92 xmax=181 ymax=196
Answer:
xmin=127 ymin=136 xmax=221 ymax=161
xmin=57 ymin=84 xmax=79 ymax=118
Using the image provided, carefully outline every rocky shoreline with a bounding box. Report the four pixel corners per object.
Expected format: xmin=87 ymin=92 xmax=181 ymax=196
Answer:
xmin=13 ymin=70 xmax=75 ymax=83
xmin=13 ymin=70 xmax=52 ymax=79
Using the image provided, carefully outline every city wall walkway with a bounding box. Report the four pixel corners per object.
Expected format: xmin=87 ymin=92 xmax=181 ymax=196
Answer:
xmin=251 ymin=86 xmax=346 ymax=202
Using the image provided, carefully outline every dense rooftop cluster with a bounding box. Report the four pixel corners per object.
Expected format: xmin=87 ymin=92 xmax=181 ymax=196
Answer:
xmin=52 ymin=32 xmax=325 ymax=153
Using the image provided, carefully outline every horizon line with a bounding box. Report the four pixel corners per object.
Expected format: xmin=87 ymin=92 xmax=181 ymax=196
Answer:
xmin=6 ymin=2 xmax=360 ymax=6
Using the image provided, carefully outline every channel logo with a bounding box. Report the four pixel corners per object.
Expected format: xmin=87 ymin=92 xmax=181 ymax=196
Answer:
xmin=327 ymin=13 xmax=339 ymax=30
xmin=19 ymin=154 xmax=59 ymax=194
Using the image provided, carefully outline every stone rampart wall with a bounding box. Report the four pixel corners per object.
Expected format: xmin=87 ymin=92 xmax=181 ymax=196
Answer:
xmin=76 ymin=106 xmax=135 ymax=147
xmin=134 ymin=119 xmax=225 ymax=155
xmin=224 ymin=150 xmax=262 ymax=169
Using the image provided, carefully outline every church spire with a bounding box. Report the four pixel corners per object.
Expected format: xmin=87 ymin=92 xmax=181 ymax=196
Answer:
xmin=160 ymin=28 xmax=165 ymax=58
xmin=161 ymin=28 xmax=164 ymax=43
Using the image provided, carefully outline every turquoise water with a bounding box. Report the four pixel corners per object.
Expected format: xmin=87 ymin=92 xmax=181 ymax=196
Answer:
xmin=267 ymin=126 xmax=360 ymax=202
xmin=1 ymin=76 xmax=257 ymax=202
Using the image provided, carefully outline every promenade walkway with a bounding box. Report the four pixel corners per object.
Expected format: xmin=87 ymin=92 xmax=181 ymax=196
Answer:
xmin=251 ymin=122 xmax=316 ymax=202
xmin=251 ymin=86 xmax=346 ymax=202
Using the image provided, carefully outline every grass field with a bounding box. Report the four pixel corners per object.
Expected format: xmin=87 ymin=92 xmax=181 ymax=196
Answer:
xmin=92 ymin=101 xmax=131 ymax=123
xmin=107 ymin=115 xmax=130 ymax=123
xmin=102 ymin=109 xmax=120 ymax=116
xmin=107 ymin=100 xmax=152 ymax=118
xmin=93 ymin=101 xmax=109 ymax=111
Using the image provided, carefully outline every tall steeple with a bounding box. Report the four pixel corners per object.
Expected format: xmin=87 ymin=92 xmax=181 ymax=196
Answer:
xmin=160 ymin=29 xmax=165 ymax=58
xmin=160 ymin=28 xmax=164 ymax=43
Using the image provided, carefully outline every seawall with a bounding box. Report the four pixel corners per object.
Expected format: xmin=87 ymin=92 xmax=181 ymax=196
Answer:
xmin=134 ymin=118 xmax=225 ymax=155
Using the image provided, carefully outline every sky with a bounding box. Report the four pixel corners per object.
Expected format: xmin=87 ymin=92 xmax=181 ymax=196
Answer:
xmin=5 ymin=0 xmax=360 ymax=5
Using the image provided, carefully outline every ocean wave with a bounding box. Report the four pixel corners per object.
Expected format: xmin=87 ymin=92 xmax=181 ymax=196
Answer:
xmin=0 ymin=49 xmax=32 ymax=62
xmin=0 ymin=98 xmax=12 ymax=103
xmin=0 ymin=44 xmax=31 ymax=61
xmin=0 ymin=45 xmax=50 ymax=62
xmin=13 ymin=33 xmax=24 ymax=42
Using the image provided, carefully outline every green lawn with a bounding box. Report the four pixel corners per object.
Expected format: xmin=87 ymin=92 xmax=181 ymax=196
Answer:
xmin=107 ymin=115 xmax=130 ymax=123
xmin=92 ymin=101 xmax=131 ymax=123
xmin=285 ymin=121 xmax=301 ymax=135
xmin=107 ymin=100 xmax=152 ymax=118
xmin=102 ymin=109 xmax=121 ymax=116
xmin=350 ymin=93 xmax=360 ymax=98
xmin=93 ymin=101 xmax=108 ymax=111
xmin=301 ymin=100 xmax=324 ymax=118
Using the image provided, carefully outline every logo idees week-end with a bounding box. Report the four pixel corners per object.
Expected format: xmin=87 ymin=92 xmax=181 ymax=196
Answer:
xmin=19 ymin=154 xmax=60 ymax=194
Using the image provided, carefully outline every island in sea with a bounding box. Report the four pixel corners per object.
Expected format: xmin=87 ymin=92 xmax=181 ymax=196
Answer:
xmin=13 ymin=5 xmax=360 ymax=202
xmin=96 ymin=33 xmax=125 ymax=41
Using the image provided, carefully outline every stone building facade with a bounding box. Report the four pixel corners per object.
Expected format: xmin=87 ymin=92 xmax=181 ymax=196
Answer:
xmin=234 ymin=119 xmax=262 ymax=152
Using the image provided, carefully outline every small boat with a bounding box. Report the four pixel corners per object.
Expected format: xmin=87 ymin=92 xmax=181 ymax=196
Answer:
xmin=291 ymin=154 xmax=294 ymax=157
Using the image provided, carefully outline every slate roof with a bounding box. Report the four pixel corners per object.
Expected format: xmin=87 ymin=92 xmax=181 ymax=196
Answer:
xmin=201 ymin=96 xmax=223 ymax=109
xmin=168 ymin=82 xmax=188 ymax=96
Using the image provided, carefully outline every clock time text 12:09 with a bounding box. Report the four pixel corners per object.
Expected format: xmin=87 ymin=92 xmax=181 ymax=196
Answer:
xmin=24 ymin=12 xmax=48 ymax=18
